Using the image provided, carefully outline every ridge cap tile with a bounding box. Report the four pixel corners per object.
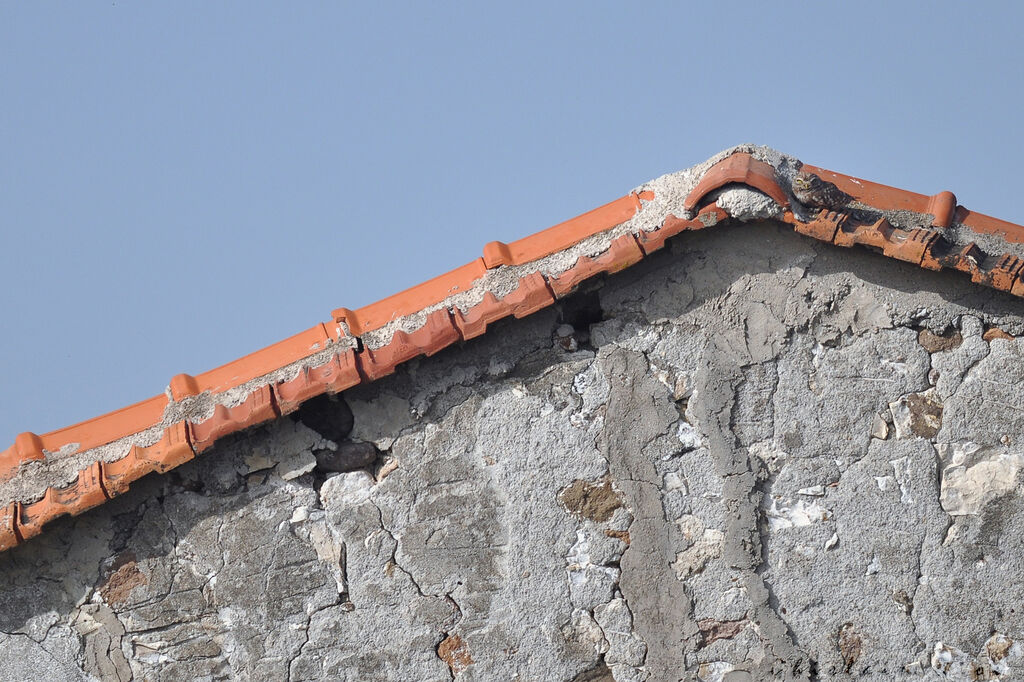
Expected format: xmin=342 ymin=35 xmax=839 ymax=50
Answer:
xmin=6 ymin=145 xmax=1024 ymax=550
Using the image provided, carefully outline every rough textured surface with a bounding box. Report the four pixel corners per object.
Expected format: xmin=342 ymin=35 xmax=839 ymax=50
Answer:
xmin=4 ymin=221 xmax=1024 ymax=680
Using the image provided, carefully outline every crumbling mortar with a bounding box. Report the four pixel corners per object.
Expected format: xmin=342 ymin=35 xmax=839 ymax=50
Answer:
xmin=109 ymin=498 xmax=186 ymax=615
xmin=15 ymin=143 xmax=1024 ymax=543
xmin=125 ymin=621 xmax=207 ymax=639
xmin=689 ymin=347 xmax=810 ymax=675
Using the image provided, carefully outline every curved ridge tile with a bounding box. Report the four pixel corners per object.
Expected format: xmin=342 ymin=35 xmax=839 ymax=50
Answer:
xmin=334 ymin=260 xmax=488 ymax=337
xmin=683 ymin=152 xmax=789 ymax=213
xmin=194 ymin=324 xmax=335 ymax=395
xmin=357 ymin=309 xmax=461 ymax=381
xmin=636 ymin=205 xmax=729 ymax=255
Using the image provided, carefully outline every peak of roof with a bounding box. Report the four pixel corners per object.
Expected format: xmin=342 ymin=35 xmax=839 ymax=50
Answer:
xmin=4 ymin=145 xmax=1024 ymax=550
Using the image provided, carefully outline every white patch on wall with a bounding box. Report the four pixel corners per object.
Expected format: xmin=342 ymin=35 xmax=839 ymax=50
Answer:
xmin=676 ymin=421 xmax=704 ymax=451
xmin=748 ymin=440 xmax=788 ymax=474
xmin=663 ymin=471 xmax=688 ymax=494
xmin=278 ymin=449 xmax=317 ymax=480
xmin=889 ymin=456 xmax=914 ymax=505
xmin=695 ymin=661 xmax=737 ymax=682
xmin=763 ymin=496 xmax=831 ymax=531
xmin=671 ymin=520 xmax=724 ymax=580
xmin=571 ymin=362 xmax=610 ymax=425
xmin=565 ymin=530 xmax=620 ymax=610
xmin=937 ymin=442 xmax=1024 ymax=516
xmin=319 ymin=470 xmax=375 ymax=508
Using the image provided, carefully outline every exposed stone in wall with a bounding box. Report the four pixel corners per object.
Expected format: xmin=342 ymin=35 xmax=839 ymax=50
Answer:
xmin=4 ymin=222 xmax=1024 ymax=680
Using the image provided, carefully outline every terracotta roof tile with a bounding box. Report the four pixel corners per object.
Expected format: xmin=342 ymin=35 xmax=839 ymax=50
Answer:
xmin=5 ymin=145 xmax=1024 ymax=550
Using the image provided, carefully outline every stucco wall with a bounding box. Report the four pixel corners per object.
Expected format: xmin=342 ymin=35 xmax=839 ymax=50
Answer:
xmin=4 ymin=221 xmax=1024 ymax=681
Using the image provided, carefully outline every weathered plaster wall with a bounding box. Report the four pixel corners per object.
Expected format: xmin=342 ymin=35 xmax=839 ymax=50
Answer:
xmin=5 ymin=221 xmax=1024 ymax=681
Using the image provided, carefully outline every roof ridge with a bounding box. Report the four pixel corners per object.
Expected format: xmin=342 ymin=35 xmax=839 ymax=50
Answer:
xmin=4 ymin=146 xmax=1024 ymax=550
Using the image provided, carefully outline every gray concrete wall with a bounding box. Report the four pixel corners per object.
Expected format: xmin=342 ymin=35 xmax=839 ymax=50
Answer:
xmin=4 ymin=221 xmax=1024 ymax=681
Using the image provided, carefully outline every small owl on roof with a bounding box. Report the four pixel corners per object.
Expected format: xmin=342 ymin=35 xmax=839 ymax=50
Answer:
xmin=791 ymin=170 xmax=854 ymax=209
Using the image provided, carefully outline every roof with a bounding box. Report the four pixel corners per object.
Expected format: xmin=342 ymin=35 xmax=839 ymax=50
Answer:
xmin=3 ymin=144 xmax=1024 ymax=551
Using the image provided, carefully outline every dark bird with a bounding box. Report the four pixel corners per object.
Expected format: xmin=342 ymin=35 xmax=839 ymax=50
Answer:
xmin=791 ymin=170 xmax=854 ymax=209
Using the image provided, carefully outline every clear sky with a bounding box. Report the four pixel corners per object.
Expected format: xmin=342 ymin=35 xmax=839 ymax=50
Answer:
xmin=2 ymin=3 xmax=1022 ymax=446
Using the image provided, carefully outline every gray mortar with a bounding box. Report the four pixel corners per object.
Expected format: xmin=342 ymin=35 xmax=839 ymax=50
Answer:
xmin=713 ymin=187 xmax=784 ymax=222
xmin=4 ymin=223 xmax=1024 ymax=679
xmin=946 ymin=221 xmax=1024 ymax=268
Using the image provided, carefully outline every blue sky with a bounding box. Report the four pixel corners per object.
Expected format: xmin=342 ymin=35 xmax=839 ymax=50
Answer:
xmin=2 ymin=3 xmax=1022 ymax=445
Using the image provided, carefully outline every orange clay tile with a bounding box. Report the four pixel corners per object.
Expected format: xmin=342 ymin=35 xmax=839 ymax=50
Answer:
xmin=339 ymin=195 xmax=649 ymax=338
xmin=836 ymin=218 xmax=941 ymax=267
xmin=450 ymin=272 xmax=558 ymax=340
xmin=482 ymin=193 xmax=651 ymax=269
xmin=928 ymin=192 xmax=958 ymax=229
xmin=791 ymin=209 xmax=847 ymax=243
xmin=787 ymin=209 xmax=944 ymax=267
xmin=192 ymin=323 xmax=335 ymax=395
xmin=18 ymin=461 xmax=108 ymax=541
xmin=357 ymin=309 xmax=461 ymax=381
xmin=0 ymin=395 xmax=170 ymax=484
xmin=273 ymin=347 xmax=361 ymax=415
xmin=39 ymin=394 xmax=169 ymax=457
xmin=886 ymin=228 xmax=942 ymax=266
xmin=500 ymin=272 xmax=556 ymax=318
xmin=101 ymin=422 xmax=194 ymax=497
xmin=635 ymin=205 xmax=728 ymax=255
xmin=334 ymin=259 xmax=488 ymax=337
xmin=956 ymin=206 xmax=1024 ymax=244
xmin=548 ymin=234 xmax=645 ymax=298
xmin=832 ymin=216 xmax=901 ymax=251
xmin=0 ymin=503 xmax=17 ymax=551
xmin=785 ymin=206 xmax=1024 ymax=297
xmin=169 ymin=373 xmax=202 ymax=401
xmin=683 ymin=153 xmax=789 ymax=214
xmin=984 ymin=254 xmax=1024 ymax=292
xmin=188 ymin=385 xmax=278 ymax=453
xmin=941 ymin=243 xmax=985 ymax=279
xmin=0 ymin=432 xmax=45 ymax=483
xmin=13 ymin=149 xmax=1024 ymax=552
xmin=451 ymin=292 xmax=508 ymax=340
xmin=801 ymin=164 xmax=958 ymax=228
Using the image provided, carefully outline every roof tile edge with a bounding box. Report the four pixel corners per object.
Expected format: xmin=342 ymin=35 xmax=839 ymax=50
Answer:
xmin=5 ymin=144 xmax=1024 ymax=550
